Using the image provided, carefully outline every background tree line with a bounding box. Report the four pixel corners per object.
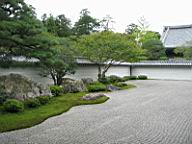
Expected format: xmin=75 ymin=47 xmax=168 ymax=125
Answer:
xmin=0 ymin=0 xmax=166 ymax=85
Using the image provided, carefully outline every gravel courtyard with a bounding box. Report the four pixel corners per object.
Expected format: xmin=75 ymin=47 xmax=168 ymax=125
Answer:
xmin=1 ymin=80 xmax=192 ymax=144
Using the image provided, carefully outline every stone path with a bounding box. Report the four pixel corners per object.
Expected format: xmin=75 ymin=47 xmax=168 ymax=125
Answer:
xmin=1 ymin=80 xmax=192 ymax=144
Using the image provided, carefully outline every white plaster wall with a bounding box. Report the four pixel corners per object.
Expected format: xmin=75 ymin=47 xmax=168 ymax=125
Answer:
xmin=2 ymin=65 xmax=192 ymax=85
xmin=68 ymin=65 xmax=130 ymax=80
xmin=132 ymin=66 xmax=192 ymax=80
xmin=0 ymin=65 xmax=130 ymax=84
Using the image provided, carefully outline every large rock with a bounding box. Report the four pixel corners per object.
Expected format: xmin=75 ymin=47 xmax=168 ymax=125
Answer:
xmin=62 ymin=79 xmax=87 ymax=93
xmin=0 ymin=73 xmax=51 ymax=100
xmin=81 ymin=78 xmax=94 ymax=85
xmin=82 ymin=93 xmax=107 ymax=100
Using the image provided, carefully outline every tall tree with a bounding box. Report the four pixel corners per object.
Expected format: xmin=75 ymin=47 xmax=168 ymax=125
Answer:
xmin=125 ymin=23 xmax=141 ymax=45
xmin=73 ymin=9 xmax=100 ymax=36
xmin=142 ymin=39 xmax=166 ymax=60
xmin=173 ymin=37 xmax=192 ymax=59
xmin=140 ymin=31 xmax=160 ymax=43
xmin=36 ymin=37 xmax=76 ymax=86
xmin=41 ymin=14 xmax=58 ymax=35
xmin=77 ymin=31 xmax=141 ymax=80
xmin=125 ymin=23 xmax=140 ymax=35
xmin=100 ymin=15 xmax=115 ymax=31
xmin=55 ymin=14 xmax=72 ymax=37
xmin=42 ymin=14 xmax=72 ymax=37
xmin=0 ymin=0 xmax=49 ymax=58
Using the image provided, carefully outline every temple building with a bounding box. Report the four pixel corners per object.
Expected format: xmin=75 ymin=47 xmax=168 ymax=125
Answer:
xmin=161 ymin=24 xmax=192 ymax=58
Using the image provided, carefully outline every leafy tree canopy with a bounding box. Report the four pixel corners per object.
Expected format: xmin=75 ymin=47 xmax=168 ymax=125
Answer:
xmin=142 ymin=39 xmax=166 ymax=60
xmin=125 ymin=18 xmax=160 ymax=48
xmin=100 ymin=15 xmax=115 ymax=31
xmin=174 ymin=47 xmax=192 ymax=60
xmin=42 ymin=14 xmax=72 ymax=37
xmin=77 ymin=31 xmax=142 ymax=79
xmin=73 ymin=9 xmax=100 ymax=36
xmin=38 ymin=37 xmax=77 ymax=85
xmin=0 ymin=0 xmax=50 ymax=58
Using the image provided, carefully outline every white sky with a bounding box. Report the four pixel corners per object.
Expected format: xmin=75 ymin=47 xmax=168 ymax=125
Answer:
xmin=25 ymin=0 xmax=192 ymax=34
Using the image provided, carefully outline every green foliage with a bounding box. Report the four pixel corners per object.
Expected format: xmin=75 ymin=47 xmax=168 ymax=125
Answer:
xmin=73 ymin=9 xmax=100 ymax=36
xmin=50 ymin=85 xmax=63 ymax=96
xmin=125 ymin=21 xmax=160 ymax=52
xmin=39 ymin=37 xmax=77 ymax=85
xmin=98 ymin=77 xmax=110 ymax=84
xmin=174 ymin=47 xmax=192 ymax=60
xmin=0 ymin=0 xmax=51 ymax=59
xmin=113 ymin=82 xmax=128 ymax=87
xmin=36 ymin=96 xmax=50 ymax=105
xmin=107 ymin=75 xmax=123 ymax=83
xmin=129 ymin=76 xmax=137 ymax=80
xmin=122 ymin=76 xmax=131 ymax=81
xmin=0 ymin=92 xmax=109 ymax=132
xmin=77 ymin=31 xmax=141 ymax=80
xmin=87 ymin=82 xmax=106 ymax=92
xmin=42 ymin=14 xmax=72 ymax=37
xmin=25 ymin=98 xmax=41 ymax=108
xmin=138 ymin=75 xmax=148 ymax=80
xmin=140 ymin=31 xmax=161 ymax=44
xmin=125 ymin=23 xmax=140 ymax=35
xmin=3 ymin=99 xmax=24 ymax=113
xmin=142 ymin=39 xmax=166 ymax=60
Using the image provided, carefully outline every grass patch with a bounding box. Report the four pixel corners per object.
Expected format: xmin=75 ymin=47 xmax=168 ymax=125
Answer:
xmin=87 ymin=82 xmax=107 ymax=92
xmin=0 ymin=92 xmax=109 ymax=133
xmin=120 ymin=84 xmax=136 ymax=90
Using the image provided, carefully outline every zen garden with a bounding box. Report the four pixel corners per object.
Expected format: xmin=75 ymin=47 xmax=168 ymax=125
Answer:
xmin=1 ymin=0 xmax=192 ymax=144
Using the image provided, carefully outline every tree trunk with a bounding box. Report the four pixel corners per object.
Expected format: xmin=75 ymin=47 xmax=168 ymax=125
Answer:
xmin=97 ymin=65 xmax=102 ymax=80
xmin=130 ymin=65 xmax=133 ymax=76
xmin=56 ymin=77 xmax=63 ymax=86
xmin=101 ymin=62 xmax=113 ymax=79
xmin=56 ymin=74 xmax=64 ymax=86
xmin=50 ymin=72 xmax=57 ymax=85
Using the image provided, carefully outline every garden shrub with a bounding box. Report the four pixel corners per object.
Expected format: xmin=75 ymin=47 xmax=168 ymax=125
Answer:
xmin=138 ymin=75 xmax=148 ymax=80
xmin=50 ymin=85 xmax=63 ymax=96
xmin=87 ymin=82 xmax=106 ymax=92
xmin=122 ymin=76 xmax=131 ymax=81
xmin=107 ymin=75 xmax=123 ymax=83
xmin=36 ymin=96 xmax=50 ymax=105
xmin=25 ymin=98 xmax=41 ymax=108
xmin=3 ymin=99 xmax=24 ymax=113
xmin=98 ymin=77 xmax=110 ymax=84
xmin=129 ymin=76 xmax=137 ymax=80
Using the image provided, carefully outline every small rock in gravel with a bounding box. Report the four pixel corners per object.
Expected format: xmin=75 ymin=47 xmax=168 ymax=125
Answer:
xmin=82 ymin=93 xmax=107 ymax=100
xmin=106 ymin=84 xmax=120 ymax=91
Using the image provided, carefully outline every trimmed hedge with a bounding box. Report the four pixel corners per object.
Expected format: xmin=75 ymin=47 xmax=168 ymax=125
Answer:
xmin=107 ymin=75 xmax=123 ymax=83
xmin=87 ymin=82 xmax=106 ymax=92
xmin=50 ymin=85 xmax=63 ymax=96
xmin=3 ymin=99 xmax=24 ymax=113
xmin=138 ymin=75 xmax=148 ymax=80
xmin=129 ymin=76 xmax=137 ymax=80
xmin=25 ymin=98 xmax=41 ymax=108
xmin=122 ymin=76 xmax=130 ymax=81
